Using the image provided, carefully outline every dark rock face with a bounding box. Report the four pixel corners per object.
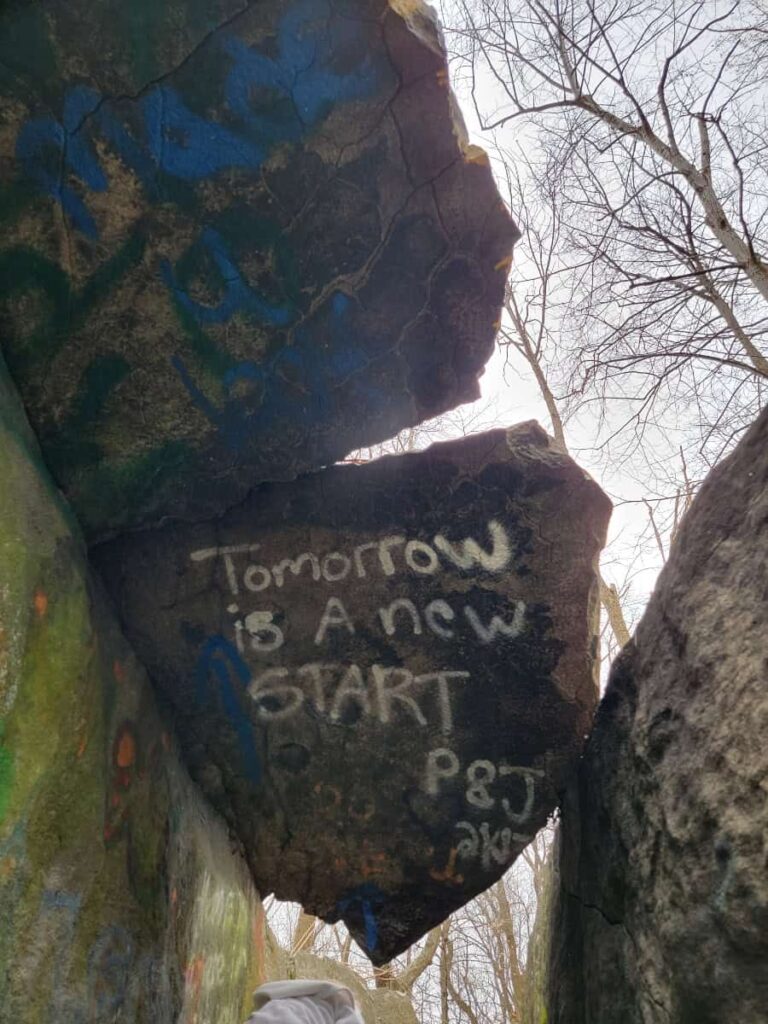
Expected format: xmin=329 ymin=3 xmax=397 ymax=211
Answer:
xmin=0 ymin=0 xmax=517 ymax=540
xmin=95 ymin=423 xmax=610 ymax=963
xmin=548 ymin=409 xmax=768 ymax=1024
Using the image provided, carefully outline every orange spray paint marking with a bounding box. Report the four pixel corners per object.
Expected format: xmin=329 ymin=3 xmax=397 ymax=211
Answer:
xmin=359 ymin=842 xmax=388 ymax=879
xmin=429 ymin=847 xmax=464 ymax=885
xmin=0 ymin=856 xmax=17 ymax=880
xmin=315 ymin=782 xmax=342 ymax=808
xmin=116 ymin=730 xmax=136 ymax=769
xmin=185 ymin=955 xmax=206 ymax=1016
xmin=494 ymin=254 xmax=514 ymax=272
xmin=349 ymin=797 xmax=376 ymax=822
xmin=33 ymin=590 xmax=48 ymax=618
xmin=76 ymin=734 xmax=88 ymax=759
xmin=104 ymin=721 xmax=138 ymax=845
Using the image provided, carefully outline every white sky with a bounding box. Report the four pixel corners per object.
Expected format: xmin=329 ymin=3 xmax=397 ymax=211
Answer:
xmin=444 ymin=75 xmax=671 ymax=638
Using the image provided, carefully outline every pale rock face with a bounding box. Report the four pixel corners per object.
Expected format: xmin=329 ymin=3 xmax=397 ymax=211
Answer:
xmin=94 ymin=423 xmax=611 ymax=963
xmin=0 ymin=0 xmax=517 ymax=540
xmin=547 ymin=407 xmax=768 ymax=1024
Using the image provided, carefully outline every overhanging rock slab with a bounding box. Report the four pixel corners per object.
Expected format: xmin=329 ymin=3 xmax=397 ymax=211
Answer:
xmin=0 ymin=0 xmax=517 ymax=539
xmin=95 ymin=424 xmax=611 ymax=963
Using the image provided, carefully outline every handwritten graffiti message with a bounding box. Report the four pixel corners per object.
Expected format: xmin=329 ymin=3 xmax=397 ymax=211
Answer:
xmin=188 ymin=519 xmax=528 ymax=737
xmin=96 ymin=423 xmax=608 ymax=961
xmin=190 ymin=519 xmax=513 ymax=593
xmin=421 ymin=750 xmax=545 ymax=871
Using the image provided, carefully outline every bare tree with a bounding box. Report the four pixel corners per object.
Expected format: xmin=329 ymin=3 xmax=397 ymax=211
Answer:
xmin=486 ymin=145 xmax=633 ymax=647
xmin=406 ymin=827 xmax=554 ymax=1024
xmin=443 ymin=0 xmax=768 ymax=471
xmin=264 ymin=826 xmax=553 ymax=1024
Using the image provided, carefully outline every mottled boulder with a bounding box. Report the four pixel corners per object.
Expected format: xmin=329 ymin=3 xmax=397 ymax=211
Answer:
xmin=0 ymin=353 xmax=267 ymax=1022
xmin=547 ymin=409 xmax=768 ymax=1023
xmin=0 ymin=0 xmax=517 ymax=540
xmin=95 ymin=423 xmax=611 ymax=963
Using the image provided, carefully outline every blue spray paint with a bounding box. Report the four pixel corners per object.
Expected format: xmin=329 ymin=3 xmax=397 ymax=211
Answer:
xmin=87 ymin=924 xmax=134 ymax=1015
xmin=171 ymin=288 xmax=374 ymax=452
xmin=161 ymin=228 xmax=294 ymax=328
xmin=223 ymin=0 xmax=379 ymax=139
xmin=16 ymin=1 xmax=383 ymax=238
xmin=194 ymin=635 xmax=261 ymax=783
xmin=14 ymin=0 xmax=388 ymax=453
xmin=336 ymin=882 xmax=387 ymax=954
xmin=140 ymin=86 xmax=265 ymax=181
xmin=15 ymin=86 xmax=106 ymax=237
xmin=36 ymin=889 xmax=85 ymax=1019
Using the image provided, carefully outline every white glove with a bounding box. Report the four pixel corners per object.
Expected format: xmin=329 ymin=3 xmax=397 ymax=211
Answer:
xmin=245 ymin=980 xmax=365 ymax=1024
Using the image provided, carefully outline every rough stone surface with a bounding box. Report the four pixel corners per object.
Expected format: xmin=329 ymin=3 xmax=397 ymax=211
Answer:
xmin=547 ymin=408 xmax=768 ymax=1024
xmin=0 ymin=352 xmax=268 ymax=1022
xmin=0 ymin=0 xmax=517 ymax=540
xmin=95 ymin=423 xmax=611 ymax=963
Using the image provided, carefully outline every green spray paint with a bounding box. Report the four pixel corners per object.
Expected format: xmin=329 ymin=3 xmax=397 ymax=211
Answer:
xmin=0 ymin=5 xmax=58 ymax=106
xmin=0 ymin=724 xmax=13 ymax=824
xmin=1 ymin=233 xmax=146 ymax=379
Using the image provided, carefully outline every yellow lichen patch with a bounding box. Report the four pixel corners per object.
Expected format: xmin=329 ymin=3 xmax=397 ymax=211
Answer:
xmin=388 ymin=0 xmax=426 ymax=17
xmin=463 ymin=144 xmax=490 ymax=167
xmin=75 ymin=731 xmax=88 ymax=759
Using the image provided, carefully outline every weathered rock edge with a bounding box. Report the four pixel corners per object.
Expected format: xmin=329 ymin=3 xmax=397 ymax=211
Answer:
xmin=547 ymin=408 xmax=768 ymax=1024
xmin=94 ymin=422 xmax=611 ymax=963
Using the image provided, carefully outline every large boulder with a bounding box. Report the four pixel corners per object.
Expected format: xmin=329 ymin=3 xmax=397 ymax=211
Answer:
xmin=547 ymin=408 xmax=768 ymax=1023
xmin=0 ymin=0 xmax=517 ymax=539
xmin=0 ymin=352 xmax=266 ymax=1022
xmin=94 ymin=423 xmax=611 ymax=963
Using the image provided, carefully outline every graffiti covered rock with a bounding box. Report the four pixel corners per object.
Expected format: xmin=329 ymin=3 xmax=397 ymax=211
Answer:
xmin=95 ymin=424 xmax=611 ymax=962
xmin=0 ymin=354 xmax=266 ymax=1024
xmin=0 ymin=0 xmax=517 ymax=539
